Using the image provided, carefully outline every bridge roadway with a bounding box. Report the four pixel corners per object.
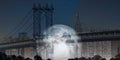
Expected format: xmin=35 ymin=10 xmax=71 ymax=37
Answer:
xmin=0 ymin=30 xmax=120 ymax=52
xmin=0 ymin=35 xmax=120 ymax=50
xmin=0 ymin=39 xmax=36 ymax=50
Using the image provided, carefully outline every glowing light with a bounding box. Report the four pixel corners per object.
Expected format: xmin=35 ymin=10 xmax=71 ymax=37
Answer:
xmin=43 ymin=24 xmax=79 ymax=43
xmin=38 ymin=24 xmax=80 ymax=60
xmin=54 ymin=42 xmax=70 ymax=60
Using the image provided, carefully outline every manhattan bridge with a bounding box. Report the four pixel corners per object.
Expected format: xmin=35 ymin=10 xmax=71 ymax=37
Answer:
xmin=0 ymin=2 xmax=55 ymax=58
xmin=0 ymin=1 xmax=120 ymax=60
xmin=0 ymin=1 xmax=80 ymax=59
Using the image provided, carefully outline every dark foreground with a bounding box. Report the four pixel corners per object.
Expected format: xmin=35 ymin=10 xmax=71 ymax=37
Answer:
xmin=0 ymin=52 xmax=120 ymax=60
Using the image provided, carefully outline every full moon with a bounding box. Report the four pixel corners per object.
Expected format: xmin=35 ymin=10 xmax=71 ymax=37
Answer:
xmin=43 ymin=24 xmax=79 ymax=43
xmin=41 ymin=24 xmax=80 ymax=60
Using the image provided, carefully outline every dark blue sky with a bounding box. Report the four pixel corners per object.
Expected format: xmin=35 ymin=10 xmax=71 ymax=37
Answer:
xmin=0 ymin=0 xmax=120 ymax=39
xmin=79 ymin=0 xmax=120 ymax=31
xmin=0 ymin=0 xmax=79 ymax=38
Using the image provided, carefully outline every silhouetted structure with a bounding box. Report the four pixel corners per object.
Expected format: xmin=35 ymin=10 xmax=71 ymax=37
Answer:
xmin=33 ymin=3 xmax=54 ymax=40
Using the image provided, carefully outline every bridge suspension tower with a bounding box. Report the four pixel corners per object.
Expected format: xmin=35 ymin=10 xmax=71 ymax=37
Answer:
xmin=32 ymin=3 xmax=54 ymax=40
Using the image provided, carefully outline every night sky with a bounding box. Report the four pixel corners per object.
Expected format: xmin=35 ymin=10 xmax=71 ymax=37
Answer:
xmin=80 ymin=0 xmax=120 ymax=31
xmin=0 ymin=0 xmax=120 ymax=39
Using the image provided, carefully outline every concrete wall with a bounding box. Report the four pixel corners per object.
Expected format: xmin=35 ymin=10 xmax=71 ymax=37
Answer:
xmin=111 ymin=40 xmax=120 ymax=58
xmin=3 ymin=40 xmax=120 ymax=60
xmin=80 ymin=41 xmax=112 ymax=60
xmin=5 ymin=47 xmax=35 ymax=59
